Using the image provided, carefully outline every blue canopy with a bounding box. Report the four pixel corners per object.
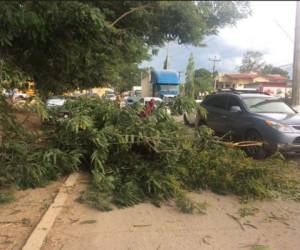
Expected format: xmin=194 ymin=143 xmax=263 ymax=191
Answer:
xmin=151 ymin=70 xmax=180 ymax=85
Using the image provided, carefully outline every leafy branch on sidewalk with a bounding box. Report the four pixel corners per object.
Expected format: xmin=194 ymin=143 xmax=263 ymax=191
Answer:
xmin=1 ymin=96 xmax=300 ymax=212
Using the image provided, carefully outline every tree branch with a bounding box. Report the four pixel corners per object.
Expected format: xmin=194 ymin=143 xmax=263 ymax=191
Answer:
xmin=110 ymin=5 xmax=151 ymax=27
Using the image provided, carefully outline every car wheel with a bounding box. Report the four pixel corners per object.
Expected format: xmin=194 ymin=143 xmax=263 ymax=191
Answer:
xmin=245 ymin=130 xmax=269 ymax=159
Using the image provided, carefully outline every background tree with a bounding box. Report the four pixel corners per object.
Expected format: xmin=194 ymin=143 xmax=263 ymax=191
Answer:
xmin=0 ymin=60 xmax=29 ymax=90
xmin=261 ymin=64 xmax=289 ymax=78
xmin=0 ymin=1 xmax=250 ymax=96
xmin=185 ymin=53 xmax=195 ymax=98
xmin=238 ymin=50 xmax=289 ymax=78
xmin=238 ymin=51 xmax=264 ymax=73
xmin=114 ymin=67 xmax=149 ymax=93
xmin=194 ymin=68 xmax=214 ymax=94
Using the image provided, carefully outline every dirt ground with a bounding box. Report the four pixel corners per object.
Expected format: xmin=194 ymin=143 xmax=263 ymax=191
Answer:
xmin=40 ymin=174 xmax=300 ymax=250
xmin=0 ymin=180 xmax=63 ymax=250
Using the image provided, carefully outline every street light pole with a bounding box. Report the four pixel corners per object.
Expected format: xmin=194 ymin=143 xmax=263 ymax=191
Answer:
xmin=292 ymin=1 xmax=300 ymax=106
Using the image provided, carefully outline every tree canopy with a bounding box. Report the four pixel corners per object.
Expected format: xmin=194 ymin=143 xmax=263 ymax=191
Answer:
xmin=238 ymin=50 xmax=289 ymax=78
xmin=238 ymin=51 xmax=264 ymax=73
xmin=185 ymin=53 xmax=195 ymax=98
xmin=260 ymin=64 xmax=289 ymax=78
xmin=0 ymin=1 xmax=250 ymax=95
xmin=194 ymin=68 xmax=214 ymax=94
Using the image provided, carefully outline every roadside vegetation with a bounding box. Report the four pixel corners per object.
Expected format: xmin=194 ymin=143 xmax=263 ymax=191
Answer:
xmin=1 ymin=96 xmax=300 ymax=212
xmin=1 ymin=1 xmax=299 ymax=213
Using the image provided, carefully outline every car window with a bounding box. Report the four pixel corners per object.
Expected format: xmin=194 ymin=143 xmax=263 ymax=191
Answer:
xmin=243 ymin=97 xmax=295 ymax=114
xmin=227 ymin=97 xmax=242 ymax=111
xmin=204 ymin=95 xmax=228 ymax=110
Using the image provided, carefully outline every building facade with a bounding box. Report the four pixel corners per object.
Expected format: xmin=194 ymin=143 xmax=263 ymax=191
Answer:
xmin=215 ymin=72 xmax=289 ymax=97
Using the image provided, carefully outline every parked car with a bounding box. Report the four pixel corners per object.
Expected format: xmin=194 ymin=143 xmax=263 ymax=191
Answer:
xmin=139 ymin=97 xmax=163 ymax=105
xmin=2 ymin=89 xmax=29 ymax=99
xmin=189 ymin=89 xmax=300 ymax=158
xmin=104 ymin=93 xmax=116 ymax=101
xmin=14 ymin=93 xmax=30 ymax=99
xmin=124 ymin=96 xmax=139 ymax=106
xmin=46 ymin=96 xmax=67 ymax=108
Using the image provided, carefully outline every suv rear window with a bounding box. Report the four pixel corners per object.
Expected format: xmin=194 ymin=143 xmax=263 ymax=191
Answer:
xmin=204 ymin=95 xmax=228 ymax=110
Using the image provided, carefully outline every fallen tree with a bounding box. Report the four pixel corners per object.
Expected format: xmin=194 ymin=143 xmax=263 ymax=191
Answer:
xmin=1 ymin=96 xmax=300 ymax=212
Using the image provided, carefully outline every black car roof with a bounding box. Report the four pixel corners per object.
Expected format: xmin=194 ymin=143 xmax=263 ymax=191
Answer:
xmin=211 ymin=90 xmax=272 ymax=98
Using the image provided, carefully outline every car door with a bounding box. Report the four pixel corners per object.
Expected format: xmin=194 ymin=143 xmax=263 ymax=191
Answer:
xmin=202 ymin=95 xmax=229 ymax=134
xmin=226 ymin=96 xmax=246 ymax=139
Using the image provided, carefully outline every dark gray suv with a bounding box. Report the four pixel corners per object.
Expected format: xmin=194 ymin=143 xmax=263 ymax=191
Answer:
xmin=196 ymin=90 xmax=300 ymax=158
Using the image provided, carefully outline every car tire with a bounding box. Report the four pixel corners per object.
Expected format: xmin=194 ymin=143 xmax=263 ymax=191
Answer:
xmin=244 ymin=130 xmax=273 ymax=159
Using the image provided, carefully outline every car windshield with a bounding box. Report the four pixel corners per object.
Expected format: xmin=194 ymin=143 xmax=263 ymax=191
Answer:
xmin=243 ymin=97 xmax=295 ymax=114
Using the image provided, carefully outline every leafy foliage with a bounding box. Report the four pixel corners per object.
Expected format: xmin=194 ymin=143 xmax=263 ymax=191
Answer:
xmin=0 ymin=96 xmax=81 ymax=188
xmin=239 ymin=51 xmax=265 ymax=73
xmin=1 ymin=96 xmax=300 ymax=212
xmin=185 ymin=53 xmax=196 ymax=98
xmin=47 ymin=98 xmax=300 ymax=210
xmin=238 ymin=51 xmax=289 ymax=78
xmin=169 ymin=96 xmax=197 ymax=115
xmin=194 ymin=68 xmax=214 ymax=93
xmin=261 ymin=64 xmax=289 ymax=78
xmin=0 ymin=1 xmax=250 ymax=94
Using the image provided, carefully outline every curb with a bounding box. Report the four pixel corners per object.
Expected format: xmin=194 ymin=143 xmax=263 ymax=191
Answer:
xmin=22 ymin=173 xmax=80 ymax=250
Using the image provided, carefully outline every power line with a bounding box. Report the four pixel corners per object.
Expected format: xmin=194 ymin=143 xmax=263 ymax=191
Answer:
xmin=273 ymin=19 xmax=293 ymax=43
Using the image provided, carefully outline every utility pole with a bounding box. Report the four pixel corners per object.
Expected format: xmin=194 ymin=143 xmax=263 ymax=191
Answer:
xmin=292 ymin=1 xmax=300 ymax=106
xmin=209 ymin=56 xmax=221 ymax=90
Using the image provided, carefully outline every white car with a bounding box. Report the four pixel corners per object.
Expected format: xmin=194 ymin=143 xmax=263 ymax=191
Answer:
xmin=139 ymin=97 xmax=163 ymax=105
xmin=125 ymin=96 xmax=141 ymax=106
xmin=46 ymin=96 xmax=66 ymax=108
xmin=14 ymin=93 xmax=29 ymax=99
xmin=292 ymin=105 xmax=300 ymax=113
xmin=105 ymin=93 xmax=116 ymax=101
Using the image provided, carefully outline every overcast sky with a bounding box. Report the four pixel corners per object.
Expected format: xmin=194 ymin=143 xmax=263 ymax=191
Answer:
xmin=141 ymin=1 xmax=296 ymax=81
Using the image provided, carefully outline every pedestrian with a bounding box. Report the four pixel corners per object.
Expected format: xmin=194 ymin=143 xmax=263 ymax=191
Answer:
xmin=140 ymin=98 xmax=156 ymax=118
xmin=116 ymin=95 xmax=122 ymax=107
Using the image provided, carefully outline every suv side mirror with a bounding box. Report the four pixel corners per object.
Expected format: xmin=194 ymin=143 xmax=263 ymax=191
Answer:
xmin=230 ymin=106 xmax=242 ymax=112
